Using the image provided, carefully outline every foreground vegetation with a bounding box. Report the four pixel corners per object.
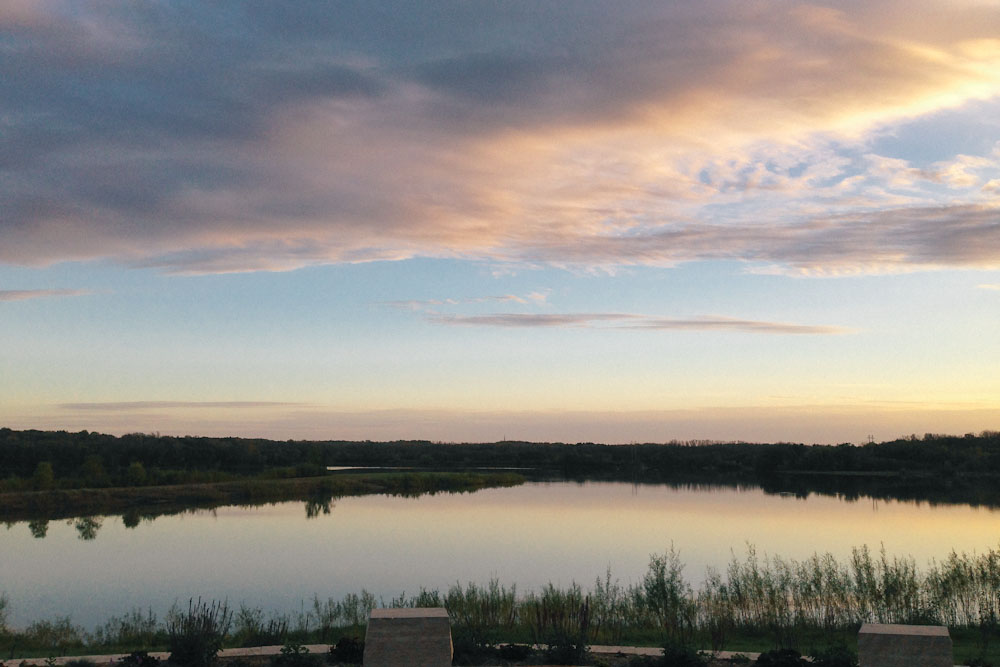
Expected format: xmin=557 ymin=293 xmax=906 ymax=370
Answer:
xmin=3 ymin=545 xmax=1000 ymax=665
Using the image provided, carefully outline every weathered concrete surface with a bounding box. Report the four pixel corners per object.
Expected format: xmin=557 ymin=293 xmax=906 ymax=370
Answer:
xmin=363 ymin=607 xmax=453 ymax=666
xmin=858 ymin=623 xmax=952 ymax=667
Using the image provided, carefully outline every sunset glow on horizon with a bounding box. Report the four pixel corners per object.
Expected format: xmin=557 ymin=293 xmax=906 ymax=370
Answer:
xmin=1 ymin=1 xmax=998 ymax=444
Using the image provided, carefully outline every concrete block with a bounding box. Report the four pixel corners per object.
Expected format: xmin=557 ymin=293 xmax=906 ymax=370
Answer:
xmin=363 ymin=607 xmax=453 ymax=666
xmin=858 ymin=623 xmax=952 ymax=667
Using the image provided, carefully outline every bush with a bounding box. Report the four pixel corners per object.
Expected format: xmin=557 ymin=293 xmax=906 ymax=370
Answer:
xmin=23 ymin=617 xmax=86 ymax=654
xmin=659 ymin=641 xmax=707 ymax=666
xmin=118 ymin=651 xmax=161 ymax=667
xmin=233 ymin=606 xmax=288 ymax=647
xmin=543 ymin=639 xmax=589 ymax=665
xmin=529 ymin=585 xmax=591 ymax=665
xmin=64 ymin=661 xmax=97 ymax=667
xmin=498 ymin=643 xmax=534 ymax=660
xmin=271 ymin=643 xmax=319 ymax=667
xmin=450 ymin=637 xmax=501 ymax=666
xmin=327 ymin=636 xmax=364 ymax=664
xmin=92 ymin=609 xmax=162 ymax=648
xmin=755 ymin=649 xmax=808 ymax=666
xmin=810 ymin=644 xmax=858 ymax=667
xmin=643 ymin=547 xmax=695 ymax=644
xmin=167 ymin=599 xmax=232 ymax=667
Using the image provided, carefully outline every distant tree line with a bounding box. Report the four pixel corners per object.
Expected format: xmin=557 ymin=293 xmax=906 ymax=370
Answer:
xmin=1 ymin=427 xmax=999 ymax=495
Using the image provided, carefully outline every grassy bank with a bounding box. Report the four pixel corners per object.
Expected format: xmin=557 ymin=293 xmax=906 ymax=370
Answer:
xmin=3 ymin=545 xmax=1000 ymax=664
xmin=0 ymin=471 xmax=525 ymax=524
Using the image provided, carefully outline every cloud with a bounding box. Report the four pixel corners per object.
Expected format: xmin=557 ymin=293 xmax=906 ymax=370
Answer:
xmin=427 ymin=312 xmax=853 ymax=335
xmin=428 ymin=313 xmax=634 ymax=328
xmin=383 ymin=291 xmax=548 ymax=311
xmin=59 ymin=401 xmax=304 ymax=411
xmin=0 ymin=288 xmax=91 ymax=302
xmin=502 ymin=203 xmax=1000 ymax=275
xmin=978 ymin=283 xmax=1000 ymax=290
xmin=623 ymin=316 xmax=854 ymax=335
xmin=2 ymin=2 xmax=999 ymax=274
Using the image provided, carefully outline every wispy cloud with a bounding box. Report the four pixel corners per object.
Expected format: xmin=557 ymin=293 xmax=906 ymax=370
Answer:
xmin=383 ymin=291 xmax=548 ymax=311
xmin=623 ymin=316 xmax=854 ymax=335
xmin=59 ymin=401 xmax=305 ymax=411
xmin=978 ymin=283 xmax=1000 ymax=290
xmin=428 ymin=313 xmax=634 ymax=328
xmin=0 ymin=288 xmax=91 ymax=302
xmin=1 ymin=2 xmax=999 ymax=275
xmin=427 ymin=312 xmax=853 ymax=335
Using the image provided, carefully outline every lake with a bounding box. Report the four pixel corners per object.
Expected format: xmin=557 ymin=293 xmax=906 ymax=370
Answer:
xmin=3 ymin=480 xmax=999 ymax=629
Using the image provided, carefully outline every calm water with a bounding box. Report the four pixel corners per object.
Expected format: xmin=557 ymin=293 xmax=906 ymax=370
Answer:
xmin=3 ymin=481 xmax=1000 ymax=629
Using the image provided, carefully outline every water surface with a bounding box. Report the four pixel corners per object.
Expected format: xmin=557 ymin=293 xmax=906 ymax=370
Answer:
xmin=3 ymin=481 xmax=998 ymax=629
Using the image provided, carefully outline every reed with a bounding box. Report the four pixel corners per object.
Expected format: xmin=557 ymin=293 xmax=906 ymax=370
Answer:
xmin=166 ymin=599 xmax=232 ymax=667
xmin=90 ymin=609 xmax=163 ymax=650
xmin=3 ymin=544 xmax=1000 ymax=659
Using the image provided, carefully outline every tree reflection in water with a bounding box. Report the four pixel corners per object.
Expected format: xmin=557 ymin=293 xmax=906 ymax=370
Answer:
xmin=28 ymin=519 xmax=48 ymax=538
xmin=73 ymin=516 xmax=102 ymax=540
xmin=305 ymin=497 xmax=334 ymax=518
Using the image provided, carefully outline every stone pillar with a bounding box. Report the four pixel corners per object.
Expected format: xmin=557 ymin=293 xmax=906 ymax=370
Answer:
xmin=858 ymin=623 xmax=952 ymax=667
xmin=363 ymin=607 xmax=453 ymax=667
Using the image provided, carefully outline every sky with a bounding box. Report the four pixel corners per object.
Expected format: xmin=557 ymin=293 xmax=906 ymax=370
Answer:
xmin=1 ymin=0 xmax=999 ymax=444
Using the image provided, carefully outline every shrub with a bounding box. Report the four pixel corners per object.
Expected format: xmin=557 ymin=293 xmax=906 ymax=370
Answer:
xmin=23 ymin=617 xmax=86 ymax=654
xmin=643 ymin=547 xmax=695 ymax=644
xmin=64 ymin=660 xmax=97 ymax=667
xmin=271 ymin=642 xmax=318 ymax=667
xmin=810 ymin=644 xmax=858 ymax=667
xmin=528 ymin=584 xmax=591 ymax=664
xmin=755 ymin=649 xmax=809 ymax=666
xmin=118 ymin=651 xmax=161 ymax=667
xmin=327 ymin=636 xmax=364 ymax=664
xmin=92 ymin=608 xmax=162 ymax=648
xmin=233 ymin=605 xmax=288 ymax=647
xmin=498 ymin=643 xmax=533 ymax=660
xmin=659 ymin=641 xmax=707 ymax=667
xmin=543 ymin=639 xmax=589 ymax=666
xmin=450 ymin=635 xmax=501 ymax=665
xmin=167 ymin=599 xmax=232 ymax=667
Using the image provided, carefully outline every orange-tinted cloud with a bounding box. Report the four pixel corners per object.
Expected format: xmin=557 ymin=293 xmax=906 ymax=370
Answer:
xmin=2 ymin=1 xmax=999 ymax=274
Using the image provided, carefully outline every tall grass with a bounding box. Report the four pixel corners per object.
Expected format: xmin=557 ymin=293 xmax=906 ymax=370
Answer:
xmin=91 ymin=608 xmax=162 ymax=649
xmin=166 ymin=599 xmax=232 ymax=667
xmin=3 ymin=544 xmax=1000 ymax=657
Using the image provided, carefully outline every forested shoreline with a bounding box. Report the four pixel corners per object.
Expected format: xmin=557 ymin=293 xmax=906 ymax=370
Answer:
xmin=4 ymin=428 xmax=1000 ymax=481
xmin=2 ymin=427 xmax=999 ymax=493
xmin=3 ymin=428 xmax=1000 ymax=522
